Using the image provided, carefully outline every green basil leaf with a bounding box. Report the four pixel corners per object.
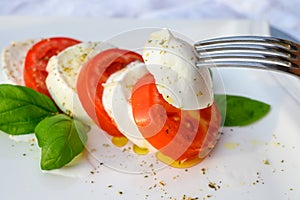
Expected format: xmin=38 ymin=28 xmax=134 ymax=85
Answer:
xmin=35 ymin=114 xmax=89 ymax=170
xmin=0 ymin=84 xmax=58 ymax=135
xmin=215 ymin=94 xmax=271 ymax=126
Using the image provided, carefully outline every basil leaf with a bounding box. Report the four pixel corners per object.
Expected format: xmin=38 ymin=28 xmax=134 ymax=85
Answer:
xmin=215 ymin=94 xmax=271 ymax=126
xmin=35 ymin=114 xmax=89 ymax=170
xmin=0 ymin=84 xmax=58 ymax=135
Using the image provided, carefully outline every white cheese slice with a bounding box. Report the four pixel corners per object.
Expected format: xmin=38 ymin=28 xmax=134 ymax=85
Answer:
xmin=46 ymin=42 xmax=115 ymax=124
xmin=1 ymin=38 xmax=41 ymax=85
xmin=143 ymin=29 xmax=213 ymax=110
xmin=102 ymin=61 xmax=156 ymax=151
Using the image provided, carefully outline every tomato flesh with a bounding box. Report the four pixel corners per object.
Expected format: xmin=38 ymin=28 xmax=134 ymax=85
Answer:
xmin=24 ymin=37 xmax=80 ymax=97
xmin=77 ymin=48 xmax=144 ymax=137
xmin=131 ymin=73 xmax=221 ymax=161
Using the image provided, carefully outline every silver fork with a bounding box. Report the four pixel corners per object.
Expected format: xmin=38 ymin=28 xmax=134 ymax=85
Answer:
xmin=194 ymin=36 xmax=300 ymax=77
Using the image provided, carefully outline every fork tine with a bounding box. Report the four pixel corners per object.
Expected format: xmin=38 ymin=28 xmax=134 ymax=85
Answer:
xmin=197 ymin=54 xmax=295 ymax=67
xmin=196 ymin=45 xmax=298 ymax=60
xmin=196 ymin=51 xmax=299 ymax=68
xmin=196 ymin=60 xmax=293 ymax=74
xmin=194 ymin=36 xmax=299 ymax=52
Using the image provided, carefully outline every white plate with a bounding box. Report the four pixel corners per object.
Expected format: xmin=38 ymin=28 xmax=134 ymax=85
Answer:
xmin=1 ymin=17 xmax=300 ymax=200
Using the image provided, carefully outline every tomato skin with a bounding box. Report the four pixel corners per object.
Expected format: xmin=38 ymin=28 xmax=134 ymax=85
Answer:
xmin=77 ymin=48 xmax=144 ymax=137
xmin=131 ymin=73 xmax=221 ymax=161
xmin=24 ymin=37 xmax=80 ymax=97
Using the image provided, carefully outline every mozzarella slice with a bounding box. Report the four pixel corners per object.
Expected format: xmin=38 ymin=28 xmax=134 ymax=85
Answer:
xmin=143 ymin=29 xmax=213 ymax=110
xmin=46 ymin=42 xmax=115 ymax=124
xmin=102 ymin=61 xmax=156 ymax=151
xmin=1 ymin=39 xmax=41 ymax=85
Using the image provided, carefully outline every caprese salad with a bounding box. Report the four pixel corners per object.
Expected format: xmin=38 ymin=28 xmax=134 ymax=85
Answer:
xmin=0 ymin=29 xmax=270 ymax=170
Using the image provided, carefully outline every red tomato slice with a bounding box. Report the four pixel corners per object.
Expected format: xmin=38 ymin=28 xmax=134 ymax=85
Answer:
xmin=131 ymin=73 xmax=221 ymax=162
xmin=77 ymin=48 xmax=144 ymax=137
xmin=24 ymin=37 xmax=80 ymax=97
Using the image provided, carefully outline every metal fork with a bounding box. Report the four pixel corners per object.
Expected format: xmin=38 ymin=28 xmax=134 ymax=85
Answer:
xmin=194 ymin=36 xmax=300 ymax=77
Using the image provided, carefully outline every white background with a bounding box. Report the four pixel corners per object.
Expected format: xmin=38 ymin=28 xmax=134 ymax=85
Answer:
xmin=0 ymin=0 xmax=299 ymax=41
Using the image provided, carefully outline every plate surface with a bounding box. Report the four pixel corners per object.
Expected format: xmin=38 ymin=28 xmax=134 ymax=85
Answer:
xmin=0 ymin=17 xmax=299 ymax=200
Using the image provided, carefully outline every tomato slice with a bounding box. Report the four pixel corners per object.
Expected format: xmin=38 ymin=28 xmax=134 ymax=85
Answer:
xmin=24 ymin=37 xmax=80 ymax=97
xmin=77 ymin=48 xmax=144 ymax=137
xmin=131 ymin=73 xmax=221 ymax=162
